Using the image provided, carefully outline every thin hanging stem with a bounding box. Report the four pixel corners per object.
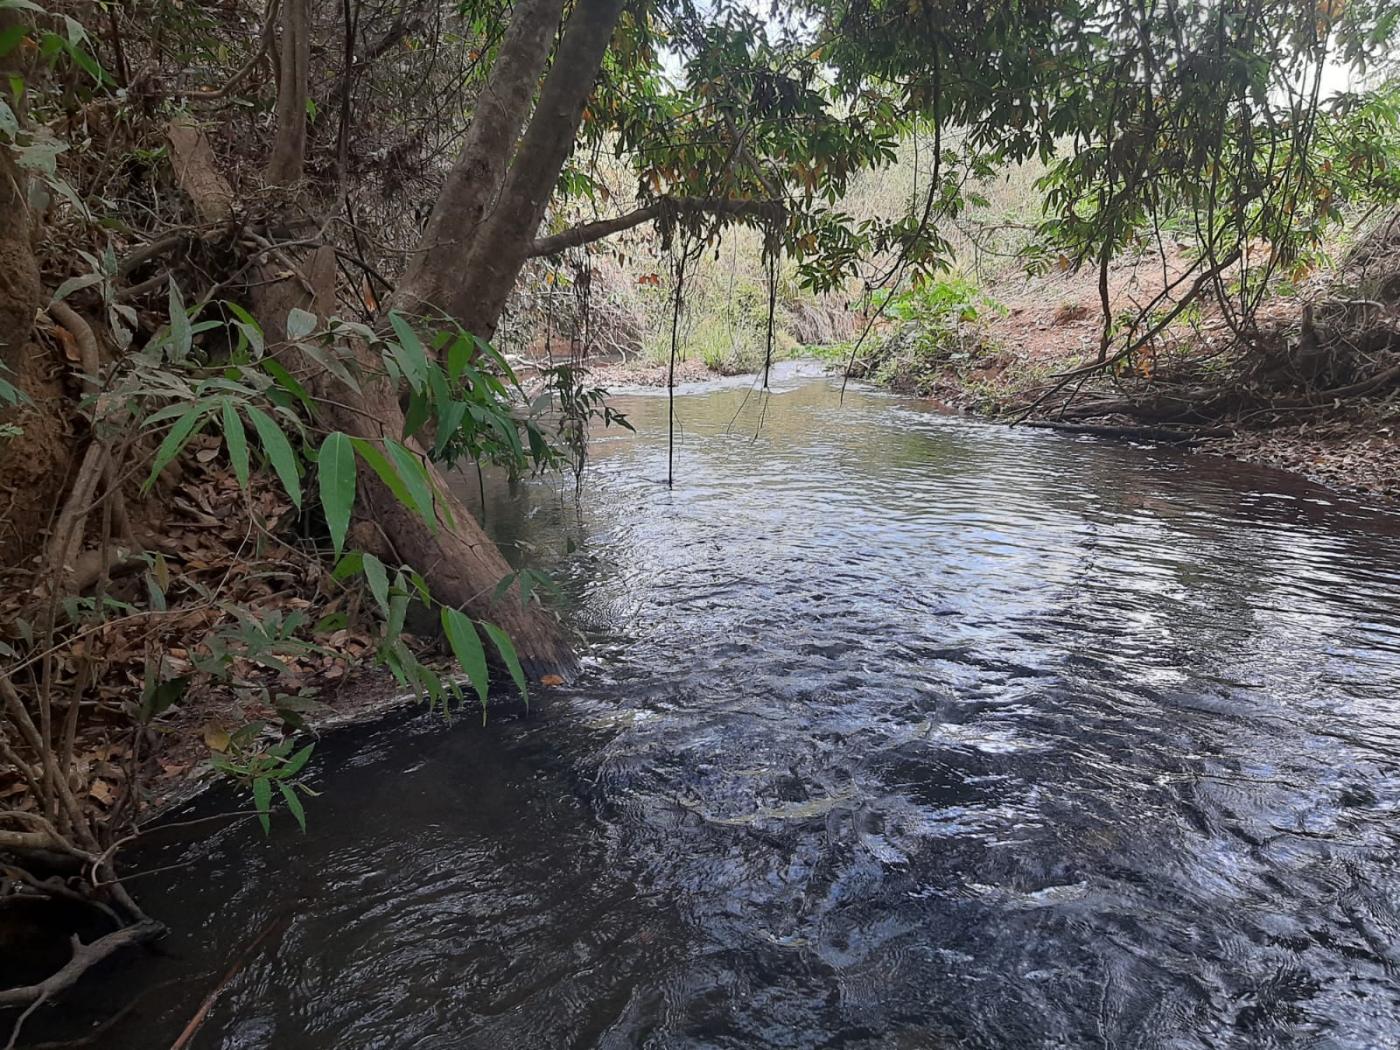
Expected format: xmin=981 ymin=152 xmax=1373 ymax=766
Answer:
xmin=667 ymin=235 xmax=698 ymax=488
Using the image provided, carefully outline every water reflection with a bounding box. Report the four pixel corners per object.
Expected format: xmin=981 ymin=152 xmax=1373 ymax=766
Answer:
xmin=66 ymin=366 xmax=1400 ymax=1049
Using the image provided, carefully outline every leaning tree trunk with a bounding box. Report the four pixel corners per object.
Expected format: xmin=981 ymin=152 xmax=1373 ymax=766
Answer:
xmin=446 ymin=0 xmax=628 ymax=341
xmin=393 ymin=0 xmax=567 ymax=319
xmin=188 ymin=0 xmax=632 ymax=675
xmin=171 ymin=114 xmax=574 ymax=674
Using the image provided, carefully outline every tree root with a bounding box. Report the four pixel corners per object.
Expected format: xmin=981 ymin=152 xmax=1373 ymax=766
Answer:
xmin=0 ymin=919 xmax=164 ymax=1050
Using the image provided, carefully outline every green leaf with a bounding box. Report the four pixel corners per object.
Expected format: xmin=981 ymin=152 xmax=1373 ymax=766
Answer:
xmin=361 ymin=552 xmax=390 ymax=616
xmin=384 ymin=439 xmax=435 ymax=526
xmin=139 ymin=675 xmax=188 ymax=723
xmin=286 ymin=307 xmax=318 ymax=341
xmin=481 ymin=622 xmax=529 ymax=706
xmin=225 ymin=302 xmax=265 ymax=357
xmin=144 ymin=404 xmax=207 ymax=490
xmin=387 ymin=311 xmax=430 ymax=390
xmin=246 ymin=405 xmax=302 ymax=509
xmin=432 ymin=400 xmax=468 ymax=458
xmin=49 ymin=272 xmax=101 ymax=303
xmin=221 ymin=399 xmax=249 ymax=489
xmin=402 ymin=389 xmax=430 ymax=440
xmin=168 ymin=282 xmax=192 ymax=361
xmin=278 ymin=783 xmax=307 ymax=832
xmin=0 ymin=25 xmax=30 ymax=61
xmin=261 ymin=359 xmax=310 ymax=411
xmin=350 ymin=438 xmax=416 ymax=512
xmin=281 ymin=743 xmax=314 ymax=779
xmin=331 ymin=550 xmax=364 ymax=582
xmin=252 ymin=777 xmax=272 ymax=833
xmin=441 ymin=606 xmax=489 ymax=704
xmin=317 ymin=431 xmax=355 ymax=557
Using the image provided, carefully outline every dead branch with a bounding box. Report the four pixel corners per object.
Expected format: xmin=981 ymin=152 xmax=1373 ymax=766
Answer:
xmin=0 ymin=920 xmax=164 ymax=1050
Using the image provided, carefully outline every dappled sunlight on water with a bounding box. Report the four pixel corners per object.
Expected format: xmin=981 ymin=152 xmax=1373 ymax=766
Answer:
xmin=75 ymin=366 xmax=1400 ymax=1048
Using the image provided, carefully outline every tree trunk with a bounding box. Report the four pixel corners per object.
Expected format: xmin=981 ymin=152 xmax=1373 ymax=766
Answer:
xmin=173 ymin=0 xmax=634 ymax=677
xmin=266 ymin=0 xmax=310 ymax=186
xmin=256 ymin=252 xmax=577 ymax=677
xmin=393 ymin=0 xmax=566 ymax=318
xmin=169 ymin=115 xmax=575 ymax=677
xmin=441 ymin=0 xmax=628 ymax=339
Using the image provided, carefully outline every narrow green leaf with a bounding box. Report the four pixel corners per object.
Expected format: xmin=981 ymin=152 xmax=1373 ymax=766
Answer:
xmin=384 ymin=439 xmax=435 ymax=526
xmin=317 ymin=431 xmax=355 ymax=557
xmin=278 ymin=783 xmax=306 ymax=832
xmin=331 ymin=550 xmax=364 ymax=582
xmin=50 ymin=271 xmax=102 ymax=303
xmin=281 ymin=743 xmax=315 ymax=779
xmin=168 ymin=282 xmax=192 ymax=361
xmin=361 ymin=552 xmax=390 ymax=616
xmin=144 ymin=404 xmax=207 ymax=490
xmin=246 ymin=405 xmax=302 ymax=509
xmin=350 ymin=438 xmax=416 ymax=511
xmin=441 ymin=607 xmax=489 ymax=704
xmin=481 ymin=621 xmax=529 ymax=706
xmin=221 ymin=399 xmax=249 ymax=489
xmin=432 ymin=400 xmax=468 ymax=458
xmin=252 ymin=777 xmax=272 ymax=833
xmin=387 ymin=311 xmax=429 ymax=390
xmin=261 ymin=358 xmax=311 ymax=411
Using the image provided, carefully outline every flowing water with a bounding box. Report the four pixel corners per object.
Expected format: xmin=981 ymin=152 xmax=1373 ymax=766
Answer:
xmin=69 ymin=365 xmax=1400 ymax=1048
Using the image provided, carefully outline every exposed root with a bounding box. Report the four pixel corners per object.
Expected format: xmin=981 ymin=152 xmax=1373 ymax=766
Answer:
xmin=0 ymin=919 xmax=164 ymax=1050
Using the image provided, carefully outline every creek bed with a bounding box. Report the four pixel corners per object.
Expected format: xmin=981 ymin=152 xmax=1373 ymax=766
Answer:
xmin=54 ymin=365 xmax=1400 ymax=1048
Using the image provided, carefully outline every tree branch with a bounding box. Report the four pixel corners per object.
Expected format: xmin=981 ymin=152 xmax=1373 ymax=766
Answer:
xmin=526 ymin=196 xmax=784 ymax=258
xmin=1 ymin=921 xmax=164 ymax=1050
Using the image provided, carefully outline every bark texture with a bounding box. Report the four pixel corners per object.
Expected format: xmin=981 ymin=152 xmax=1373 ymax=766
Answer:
xmin=449 ymin=0 xmax=629 ymax=340
xmin=266 ymin=0 xmax=311 ymax=186
xmin=168 ymin=119 xmax=575 ymax=676
xmin=394 ymin=0 xmax=567 ymax=318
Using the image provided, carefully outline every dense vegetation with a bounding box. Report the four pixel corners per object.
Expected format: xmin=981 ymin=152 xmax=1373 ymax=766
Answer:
xmin=2 ymin=0 xmax=1399 ymax=1034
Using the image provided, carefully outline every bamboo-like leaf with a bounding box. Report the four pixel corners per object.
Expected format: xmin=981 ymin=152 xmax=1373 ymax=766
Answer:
xmin=261 ymin=359 xmax=310 ymax=411
xmin=384 ymin=439 xmax=436 ymax=526
xmin=361 ymin=552 xmax=390 ymax=616
xmin=317 ymin=431 xmax=355 ymax=557
xmin=222 ymin=399 xmax=249 ymax=488
xmin=246 ymin=405 xmax=302 ymax=509
xmin=144 ymin=403 xmax=206 ymax=490
xmin=441 ymin=606 xmax=489 ymax=703
xmin=279 ymin=783 xmax=306 ymax=832
xmin=350 ymin=438 xmax=416 ymax=513
xmin=481 ymin=621 xmax=529 ymax=706
xmin=387 ymin=311 xmax=429 ymax=390
xmin=168 ymin=282 xmax=192 ymax=361
xmin=252 ymin=777 xmax=272 ymax=833
xmin=281 ymin=743 xmax=315 ymax=779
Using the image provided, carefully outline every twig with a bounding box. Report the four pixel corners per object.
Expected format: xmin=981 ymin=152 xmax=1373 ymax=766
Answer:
xmin=1 ymin=920 xmax=164 ymax=1050
xmin=168 ymin=910 xmax=291 ymax=1050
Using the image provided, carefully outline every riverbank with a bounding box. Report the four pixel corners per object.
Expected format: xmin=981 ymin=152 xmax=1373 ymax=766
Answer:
xmin=584 ymin=248 xmax=1399 ymax=505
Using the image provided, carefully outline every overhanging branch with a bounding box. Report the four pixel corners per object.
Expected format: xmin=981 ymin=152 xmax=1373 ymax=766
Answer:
xmin=526 ymin=196 xmax=784 ymax=258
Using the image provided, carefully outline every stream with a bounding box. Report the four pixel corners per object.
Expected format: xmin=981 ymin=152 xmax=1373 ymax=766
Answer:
xmin=67 ymin=364 xmax=1400 ymax=1048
